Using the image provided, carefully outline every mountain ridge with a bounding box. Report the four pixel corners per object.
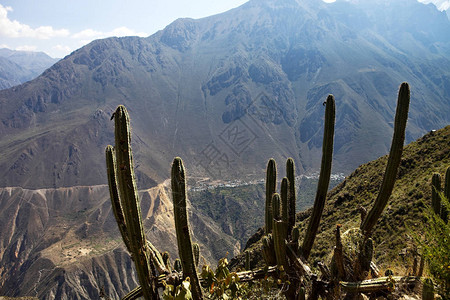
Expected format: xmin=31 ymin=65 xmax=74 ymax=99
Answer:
xmin=0 ymin=0 xmax=449 ymax=189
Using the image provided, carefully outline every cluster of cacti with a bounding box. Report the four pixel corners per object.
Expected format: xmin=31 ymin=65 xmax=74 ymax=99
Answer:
xmin=259 ymin=83 xmax=413 ymax=298
xmin=105 ymin=83 xmax=435 ymax=300
xmin=259 ymin=94 xmax=335 ymax=298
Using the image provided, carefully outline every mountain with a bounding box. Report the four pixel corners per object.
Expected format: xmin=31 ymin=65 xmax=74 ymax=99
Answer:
xmin=0 ymin=49 xmax=59 ymax=90
xmin=0 ymin=0 xmax=450 ymax=298
xmin=0 ymin=0 xmax=449 ymax=189
xmin=0 ymin=182 xmax=243 ymax=299
xmin=237 ymin=125 xmax=450 ymax=274
xmin=1 ymin=126 xmax=447 ymax=299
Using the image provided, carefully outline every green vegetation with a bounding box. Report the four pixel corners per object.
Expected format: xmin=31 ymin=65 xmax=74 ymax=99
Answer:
xmin=105 ymin=83 xmax=447 ymax=299
xmin=297 ymin=125 xmax=450 ymax=271
xmin=417 ymin=167 xmax=450 ymax=298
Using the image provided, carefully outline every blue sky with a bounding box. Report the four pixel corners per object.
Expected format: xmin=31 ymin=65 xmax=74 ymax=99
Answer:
xmin=0 ymin=0 xmax=449 ymax=58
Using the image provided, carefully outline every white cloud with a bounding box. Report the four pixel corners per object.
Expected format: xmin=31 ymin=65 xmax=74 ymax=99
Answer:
xmin=0 ymin=4 xmax=69 ymax=39
xmin=72 ymin=26 xmax=147 ymax=41
xmin=411 ymin=0 xmax=449 ymax=11
xmin=15 ymin=45 xmax=37 ymax=51
xmin=110 ymin=26 xmax=148 ymax=37
xmin=53 ymin=44 xmax=73 ymax=53
xmin=71 ymin=29 xmax=103 ymax=40
xmin=322 ymin=0 xmax=449 ymax=9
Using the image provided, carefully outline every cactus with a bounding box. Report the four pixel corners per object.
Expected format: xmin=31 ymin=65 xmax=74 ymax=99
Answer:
xmin=431 ymin=173 xmax=442 ymax=216
xmin=174 ymin=259 xmax=182 ymax=272
xmin=265 ymin=158 xmax=277 ymax=234
xmin=245 ymin=250 xmax=251 ymax=270
xmin=442 ymin=166 xmax=450 ymax=222
xmin=162 ymin=252 xmax=173 ymax=272
xmin=333 ymin=225 xmax=346 ymax=280
xmin=261 ymin=234 xmax=277 ymax=266
xmin=272 ymin=193 xmax=281 ymax=221
xmin=272 ymin=192 xmax=288 ymax=267
xmin=292 ymin=227 xmax=300 ymax=244
xmin=445 ymin=167 xmax=450 ymax=201
xmin=298 ymin=287 xmax=306 ymax=300
xmin=360 ymin=83 xmax=410 ymax=235
xmin=354 ymin=238 xmax=373 ymax=281
xmin=105 ymin=146 xmax=132 ymax=253
xmin=273 ymin=220 xmax=288 ymax=268
xmin=286 ymin=158 xmax=296 ymax=238
xmin=107 ymin=105 xmax=158 ymax=299
xmin=171 ymin=157 xmax=203 ymax=299
xmin=281 ymin=177 xmax=289 ymax=225
xmin=193 ymin=243 xmax=200 ymax=268
xmin=422 ymin=278 xmax=434 ymax=300
xmin=301 ymin=94 xmax=335 ymax=259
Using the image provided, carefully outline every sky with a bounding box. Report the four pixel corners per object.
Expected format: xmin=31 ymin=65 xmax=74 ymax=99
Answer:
xmin=0 ymin=0 xmax=449 ymax=58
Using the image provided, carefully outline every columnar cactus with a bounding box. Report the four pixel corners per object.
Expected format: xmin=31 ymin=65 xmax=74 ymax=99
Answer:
xmin=301 ymin=94 xmax=335 ymax=259
xmin=360 ymin=83 xmax=410 ymax=235
xmin=445 ymin=167 xmax=450 ymax=201
xmin=245 ymin=250 xmax=251 ymax=270
xmin=193 ymin=243 xmax=200 ymax=268
xmin=442 ymin=166 xmax=450 ymax=222
xmin=171 ymin=157 xmax=203 ymax=299
xmin=333 ymin=225 xmax=346 ymax=280
xmin=105 ymin=146 xmax=132 ymax=254
xmin=265 ymin=159 xmax=277 ymax=234
xmin=106 ymin=105 xmax=158 ymax=299
xmin=272 ymin=193 xmax=281 ymax=221
xmin=431 ymin=173 xmax=442 ymax=216
xmin=272 ymin=193 xmax=288 ymax=268
xmin=281 ymin=177 xmax=289 ymax=225
xmin=174 ymin=259 xmax=182 ymax=272
xmin=273 ymin=219 xmax=288 ymax=268
xmin=286 ymin=158 xmax=296 ymax=237
xmin=262 ymin=234 xmax=277 ymax=266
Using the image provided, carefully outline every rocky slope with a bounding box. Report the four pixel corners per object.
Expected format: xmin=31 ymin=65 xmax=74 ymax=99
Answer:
xmin=0 ymin=182 xmax=240 ymax=299
xmin=0 ymin=0 xmax=449 ymax=189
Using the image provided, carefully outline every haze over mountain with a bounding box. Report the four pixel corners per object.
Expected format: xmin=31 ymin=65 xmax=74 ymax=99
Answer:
xmin=0 ymin=48 xmax=59 ymax=90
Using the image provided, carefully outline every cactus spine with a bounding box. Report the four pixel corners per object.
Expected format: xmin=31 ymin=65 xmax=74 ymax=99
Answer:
xmin=171 ymin=157 xmax=203 ymax=299
xmin=301 ymin=94 xmax=335 ymax=259
xmin=265 ymin=158 xmax=277 ymax=234
xmin=109 ymin=105 xmax=158 ymax=299
xmin=360 ymin=83 xmax=410 ymax=235
xmin=286 ymin=158 xmax=296 ymax=237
